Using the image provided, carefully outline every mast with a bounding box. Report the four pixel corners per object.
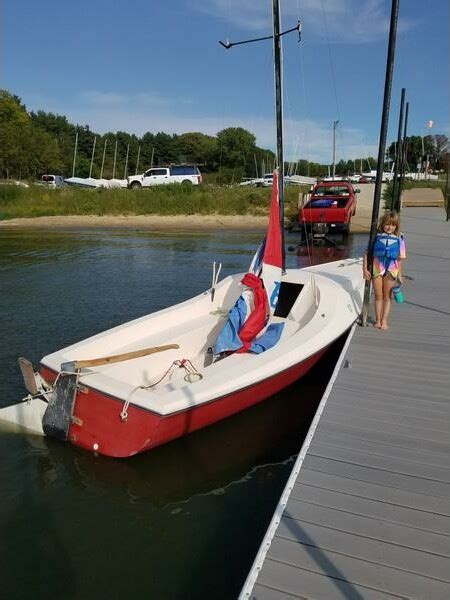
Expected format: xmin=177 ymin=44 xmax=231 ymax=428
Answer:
xmin=89 ymin=136 xmax=97 ymax=179
xmin=72 ymin=131 xmax=78 ymax=178
xmin=135 ymin=145 xmax=141 ymax=175
xmin=112 ymin=139 xmax=118 ymax=179
xmin=218 ymin=4 xmax=301 ymax=273
xmin=123 ymin=143 xmax=130 ymax=179
xmin=272 ymin=0 xmax=286 ymax=271
xmin=100 ymin=139 xmax=107 ymax=179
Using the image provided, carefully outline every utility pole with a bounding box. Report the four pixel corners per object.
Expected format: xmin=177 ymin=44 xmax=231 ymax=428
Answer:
xmin=332 ymin=120 xmax=339 ymax=179
xmin=361 ymin=0 xmax=400 ymax=327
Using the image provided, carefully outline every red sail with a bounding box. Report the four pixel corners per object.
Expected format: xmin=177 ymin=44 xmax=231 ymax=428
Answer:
xmin=262 ymin=171 xmax=282 ymax=268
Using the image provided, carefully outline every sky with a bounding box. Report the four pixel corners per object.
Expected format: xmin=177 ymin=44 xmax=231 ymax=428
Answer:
xmin=1 ymin=0 xmax=448 ymax=164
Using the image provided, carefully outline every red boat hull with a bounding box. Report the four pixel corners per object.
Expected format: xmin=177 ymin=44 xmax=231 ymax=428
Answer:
xmin=40 ymin=347 xmax=328 ymax=458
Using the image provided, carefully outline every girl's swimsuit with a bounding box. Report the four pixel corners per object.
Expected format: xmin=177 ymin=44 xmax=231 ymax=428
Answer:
xmin=371 ymin=233 xmax=406 ymax=278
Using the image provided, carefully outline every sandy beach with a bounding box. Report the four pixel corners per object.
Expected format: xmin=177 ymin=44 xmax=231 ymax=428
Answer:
xmin=0 ymin=214 xmax=269 ymax=231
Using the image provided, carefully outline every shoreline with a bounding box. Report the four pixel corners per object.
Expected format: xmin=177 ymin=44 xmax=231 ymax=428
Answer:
xmin=0 ymin=213 xmax=371 ymax=233
xmin=0 ymin=214 xmax=270 ymax=231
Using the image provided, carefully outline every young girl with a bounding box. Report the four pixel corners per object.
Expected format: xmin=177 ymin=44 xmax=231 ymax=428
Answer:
xmin=363 ymin=211 xmax=406 ymax=330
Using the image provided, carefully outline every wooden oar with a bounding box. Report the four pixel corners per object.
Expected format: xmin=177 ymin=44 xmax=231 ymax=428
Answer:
xmin=62 ymin=344 xmax=180 ymax=372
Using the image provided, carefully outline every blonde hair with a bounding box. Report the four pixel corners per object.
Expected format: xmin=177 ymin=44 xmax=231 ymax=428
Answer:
xmin=378 ymin=211 xmax=400 ymax=236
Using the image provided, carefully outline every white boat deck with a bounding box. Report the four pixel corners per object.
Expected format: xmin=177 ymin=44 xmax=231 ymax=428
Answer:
xmin=241 ymin=207 xmax=450 ymax=599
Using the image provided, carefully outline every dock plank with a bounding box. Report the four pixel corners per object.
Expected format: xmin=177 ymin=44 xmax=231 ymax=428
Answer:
xmin=267 ymin=537 xmax=450 ymax=596
xmin=282 ymin=500 xmax=450 ymax=556
xmin=290 ymin=483 xmax=450 ymax=534
xmin=273 ymin=519 xmax=450 ymax=580
xmin=302 ymin=454 xmax=450 ymax=498
xmin=241 ymin=208 xmax=450 ymax=599
xmin=308 ymin=441 xmax=450 ymax=482
xmin=297 ymin=468 xmax=450 ymax=516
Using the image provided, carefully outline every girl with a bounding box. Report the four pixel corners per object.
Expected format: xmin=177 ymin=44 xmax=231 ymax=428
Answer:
xmin=363 ymin=211 xmax=406 ymax=330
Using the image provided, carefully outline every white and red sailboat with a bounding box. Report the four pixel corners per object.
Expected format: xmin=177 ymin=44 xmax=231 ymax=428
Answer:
xmin=0 ymin=7 xmax=365 ymax=458
xmin=0 ymin=172 xmax=363 ymax=457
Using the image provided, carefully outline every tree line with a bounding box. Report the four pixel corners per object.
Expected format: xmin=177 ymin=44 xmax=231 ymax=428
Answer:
xmin=1 ymin=89 xmax=447 ymax=182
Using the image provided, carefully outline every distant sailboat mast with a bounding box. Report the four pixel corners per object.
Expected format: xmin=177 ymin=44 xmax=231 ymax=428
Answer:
xmin=100 ymin=139 xmax=108 ymax=179
xmin=112 ymin=139 xmax=118 ymax=179
xmin=135 ymin=146 xmax=141 ymax=175
xmin=89 ymin=136 xmax=97 ymax=179
xmin=123 ymin=143 xmax=130 ymax=179
xmin=72 ymin=131 xmax=78 ymax=178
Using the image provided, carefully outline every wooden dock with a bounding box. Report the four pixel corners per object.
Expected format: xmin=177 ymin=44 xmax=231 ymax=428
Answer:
xmin=241 ymin=207 xmax=450 ymax=599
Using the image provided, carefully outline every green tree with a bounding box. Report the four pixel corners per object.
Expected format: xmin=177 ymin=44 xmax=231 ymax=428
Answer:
xmin=153 ymin=132 xmax=182 ymax=165
xmin=0 ymin=90 xmax=62 ymax=178
xmin=178 ymin=132 xmax=217 ymax=169
xmin=216 ymin=127 xmax=256 ymax=170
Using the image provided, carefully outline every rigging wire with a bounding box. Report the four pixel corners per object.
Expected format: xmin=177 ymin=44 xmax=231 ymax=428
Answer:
xmin=320 ymin=0 xmax=346 ymax=164
xmin=296 ymin=1 xmax=314 ymax=266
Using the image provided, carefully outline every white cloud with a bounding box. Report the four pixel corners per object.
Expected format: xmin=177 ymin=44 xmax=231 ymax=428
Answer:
xmin=189 ymin=0 xmax=416 ymax=44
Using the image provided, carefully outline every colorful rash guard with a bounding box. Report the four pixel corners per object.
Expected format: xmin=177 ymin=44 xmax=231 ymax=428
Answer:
xmin=371 ymin=233 xmax=406 ymax=278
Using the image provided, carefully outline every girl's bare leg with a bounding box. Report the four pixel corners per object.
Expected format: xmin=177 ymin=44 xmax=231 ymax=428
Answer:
xmin=381 ymin=274 xmax=396 ymax=330
xmin=372 ymin=276 xmax=383 ymax=328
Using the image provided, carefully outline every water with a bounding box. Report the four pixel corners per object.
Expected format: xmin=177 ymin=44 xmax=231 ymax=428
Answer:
xmin=0 ymin=227 xmax=366 ymax=599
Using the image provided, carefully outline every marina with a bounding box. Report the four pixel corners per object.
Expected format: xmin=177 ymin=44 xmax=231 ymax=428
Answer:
xmin=242 ymin=206 xmax=450 ymax=599
xmin=1 ymin=0 xmax=448 ymax=597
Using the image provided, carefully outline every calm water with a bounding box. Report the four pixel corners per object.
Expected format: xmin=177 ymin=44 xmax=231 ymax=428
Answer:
xmin=0 ymin=227 xmax=365 ymax=599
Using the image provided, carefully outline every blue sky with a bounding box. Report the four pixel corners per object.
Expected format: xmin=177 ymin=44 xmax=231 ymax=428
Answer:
xmin=2 ymin=0 xmax=448 ymax=163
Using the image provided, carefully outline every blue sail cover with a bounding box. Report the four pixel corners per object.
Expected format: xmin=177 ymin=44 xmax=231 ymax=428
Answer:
xmin=213 ymin=295 xmax=284 ymax=355
xmin=213 ymin=173 xmax=285 ymax=356
xmin=213 ymin=296 xmax=248 ymax=354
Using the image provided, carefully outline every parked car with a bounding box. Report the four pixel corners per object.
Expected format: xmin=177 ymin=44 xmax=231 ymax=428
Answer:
xmin=41 ymin=174 xmax=65 ymax=188
xmin=127 ymin=165 xmax=202 ymax=188
xmin=298 ymin=180 xmax=358 ymax=234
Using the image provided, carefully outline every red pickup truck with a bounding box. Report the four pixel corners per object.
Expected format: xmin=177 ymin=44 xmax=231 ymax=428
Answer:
xmin=298 ymin=180 xmax=358 ymax=234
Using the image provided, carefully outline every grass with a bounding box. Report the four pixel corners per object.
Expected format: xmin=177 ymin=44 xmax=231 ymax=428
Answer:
xmin=0 ymin=183 xmax=308 ymax=221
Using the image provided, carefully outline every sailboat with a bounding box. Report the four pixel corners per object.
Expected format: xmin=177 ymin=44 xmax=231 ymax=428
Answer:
xmin=0 ymin=5 xmax=364 ymax=458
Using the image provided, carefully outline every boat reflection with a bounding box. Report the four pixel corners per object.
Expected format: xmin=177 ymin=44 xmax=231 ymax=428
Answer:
xmin=294 ymin=233 xmax=349 ymax=268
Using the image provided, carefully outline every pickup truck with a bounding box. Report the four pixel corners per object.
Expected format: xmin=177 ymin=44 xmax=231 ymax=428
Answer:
xmin=298 ymin=180 xmax=358 ymax=234
xmin=127 ymin=165 xmax=202 ymax=188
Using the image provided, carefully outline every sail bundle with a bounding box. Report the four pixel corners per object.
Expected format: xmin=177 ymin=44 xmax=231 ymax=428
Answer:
xmin=213 ymin=172 xmax=284 ymax=356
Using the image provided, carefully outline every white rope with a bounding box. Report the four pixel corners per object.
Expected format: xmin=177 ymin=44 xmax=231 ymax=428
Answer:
xmin=119 ymin=359 xmax=203 ymax=422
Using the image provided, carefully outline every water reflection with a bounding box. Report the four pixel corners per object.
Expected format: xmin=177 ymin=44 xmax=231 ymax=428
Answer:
xmin=0 ymin=226 xmax=354 ymax=599
xmin=286 ymin=231 xmax=367 ymax=268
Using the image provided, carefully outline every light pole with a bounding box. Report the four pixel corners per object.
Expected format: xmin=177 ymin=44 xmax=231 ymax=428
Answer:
xmin=332 ymin=120 xmax=339 ymax=179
